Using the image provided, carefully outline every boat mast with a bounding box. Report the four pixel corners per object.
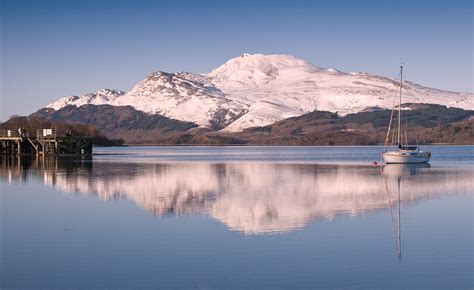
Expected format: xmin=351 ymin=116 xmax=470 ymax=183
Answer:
xmin=398 ymin=65 xmax=403 ymax=147
xmin=397 ymin=176 xmax=402 ymax=259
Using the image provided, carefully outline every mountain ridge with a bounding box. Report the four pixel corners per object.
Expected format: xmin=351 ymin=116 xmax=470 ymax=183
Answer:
xmin=28 ymin=103 xmax=473 ymax=145
xmin=45 ymin=53 xmax=474 ymax=132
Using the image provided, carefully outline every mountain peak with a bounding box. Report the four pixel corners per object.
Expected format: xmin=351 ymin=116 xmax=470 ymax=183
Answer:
xmin=325 ymin=68 xmax=344 ymax=74
xmin=95 ymin=88 xmax=125 ymax=96
xmin=218 ymin=53 xmax=316 ymax=67
xmin=207 ymin=53 xmax=320 ymax=90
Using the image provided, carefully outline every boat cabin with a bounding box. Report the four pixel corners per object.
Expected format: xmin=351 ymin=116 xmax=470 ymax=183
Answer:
xmin=398 ymin=145 xmax=418 ymax=151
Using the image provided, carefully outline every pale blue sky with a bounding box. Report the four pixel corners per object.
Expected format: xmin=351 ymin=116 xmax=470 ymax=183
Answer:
xmin=1 ymin=0 xmax=472 ymax=120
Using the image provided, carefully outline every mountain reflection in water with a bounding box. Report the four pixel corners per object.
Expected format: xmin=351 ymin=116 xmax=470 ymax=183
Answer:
xmin=1 ymin=156 xmax=472 ymax=235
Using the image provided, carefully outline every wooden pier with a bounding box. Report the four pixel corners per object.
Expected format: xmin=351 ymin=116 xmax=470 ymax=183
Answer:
xmin=0 ymin=128 xmax=92 ymax=156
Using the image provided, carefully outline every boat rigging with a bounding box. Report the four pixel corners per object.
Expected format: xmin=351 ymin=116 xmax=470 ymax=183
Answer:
xmin=382 ymin=65 xmax=431 ymax=164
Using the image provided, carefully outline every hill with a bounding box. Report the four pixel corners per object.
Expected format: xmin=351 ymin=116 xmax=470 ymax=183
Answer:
xmin=206 ymin=104 xmax=474 ymax=145
xmin=32 ymin=104 xmax=198 ymax=144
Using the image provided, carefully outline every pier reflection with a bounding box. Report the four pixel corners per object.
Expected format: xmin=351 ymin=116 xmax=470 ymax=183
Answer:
xmin=1 ymin=156 xmax=472 ymax=235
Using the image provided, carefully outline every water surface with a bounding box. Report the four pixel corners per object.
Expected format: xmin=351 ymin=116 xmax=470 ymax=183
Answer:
xmin=1 ymin=146 xmax=473 ymax=288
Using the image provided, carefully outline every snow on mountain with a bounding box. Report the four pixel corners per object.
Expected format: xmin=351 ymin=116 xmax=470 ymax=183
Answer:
xmin=47 ymin=89 xmax=125 ymax=110
xmin=113 ymin=71 xmax=248 ymax=129
xmin=45 ymin=53 xmax=474 ymax=132
xmin=208 ymin=53 xmax=319 ymax=91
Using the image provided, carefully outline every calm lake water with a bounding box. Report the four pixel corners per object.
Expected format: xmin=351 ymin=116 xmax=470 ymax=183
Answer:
xmin=1 ymin=146 xmax=473 ymax=289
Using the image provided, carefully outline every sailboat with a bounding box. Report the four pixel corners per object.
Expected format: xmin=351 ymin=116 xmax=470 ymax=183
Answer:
xmin=382 ymin=65 xmax=431 ymax=164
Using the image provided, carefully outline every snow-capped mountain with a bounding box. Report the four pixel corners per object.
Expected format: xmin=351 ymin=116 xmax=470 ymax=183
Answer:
xmin=46 ymin=54 xmax=474 ymax=132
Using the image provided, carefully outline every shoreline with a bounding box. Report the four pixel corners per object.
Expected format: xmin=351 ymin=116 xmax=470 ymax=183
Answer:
xmin=115 ymin=143 xmax=474 ymax=147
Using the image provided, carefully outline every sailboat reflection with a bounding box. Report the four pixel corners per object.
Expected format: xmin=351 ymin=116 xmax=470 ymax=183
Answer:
xmin=1 ymin=156 xmax=471 ymax=236
xmin=382 ymin=163 xmax=431 ymax=259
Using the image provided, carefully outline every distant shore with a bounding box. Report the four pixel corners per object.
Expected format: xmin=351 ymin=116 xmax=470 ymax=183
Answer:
xmin=114 ymin=143 xmax=474 ymax=147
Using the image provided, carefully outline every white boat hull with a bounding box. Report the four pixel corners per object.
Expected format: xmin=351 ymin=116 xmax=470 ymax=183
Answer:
xmin=383 ymin=152 xmax=431 ymax=164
